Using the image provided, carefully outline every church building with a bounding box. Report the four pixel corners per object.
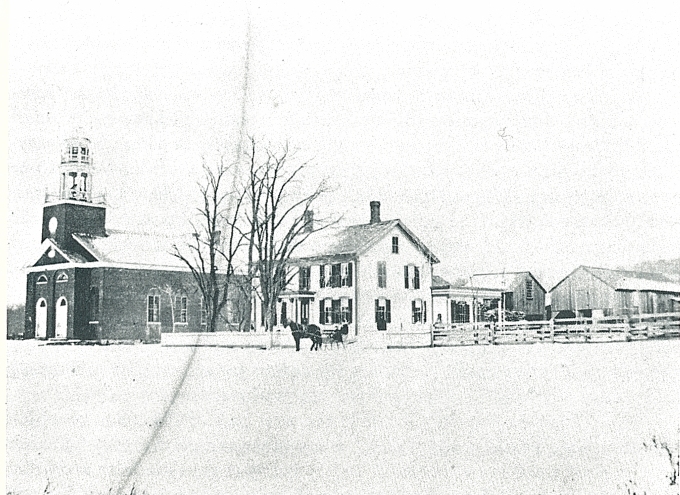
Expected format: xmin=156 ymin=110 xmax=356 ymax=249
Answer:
xmin=24 ymin=137 xmax=246 ymax=341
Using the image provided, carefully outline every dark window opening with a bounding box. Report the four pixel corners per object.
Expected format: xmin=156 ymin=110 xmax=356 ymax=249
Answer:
xmin=148 ymin=295 xmax=160 ymax=323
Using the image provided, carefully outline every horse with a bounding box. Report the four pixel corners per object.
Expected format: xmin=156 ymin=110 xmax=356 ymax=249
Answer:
xmin=288 ymin=321 xmax=322 ymax=351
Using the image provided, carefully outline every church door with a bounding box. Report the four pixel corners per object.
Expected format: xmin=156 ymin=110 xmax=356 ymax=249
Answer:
xmin=35 ymin=299 xmax=47 ymax=339
xmin=55 ymin=297 xmax=68 ymax=339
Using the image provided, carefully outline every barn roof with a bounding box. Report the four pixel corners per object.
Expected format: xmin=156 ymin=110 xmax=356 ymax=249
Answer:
xmin=292 ymin=219 xmax=439 ymax=263
xmin=581 ymin=266 xmax=680 ymax=293
xmin=469 ymin=272 xmax=546 ymax=293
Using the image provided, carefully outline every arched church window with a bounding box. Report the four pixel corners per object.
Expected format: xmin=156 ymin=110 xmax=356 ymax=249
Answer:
xmin=36 ymin=274 xmax=48 ymax=285
xmin=56 ymin=272 xmax=69 ymax=283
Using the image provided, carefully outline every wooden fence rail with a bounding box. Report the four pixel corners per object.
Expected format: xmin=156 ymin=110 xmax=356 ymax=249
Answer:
xmin=426 ymin=312 xmax=680 ymax=348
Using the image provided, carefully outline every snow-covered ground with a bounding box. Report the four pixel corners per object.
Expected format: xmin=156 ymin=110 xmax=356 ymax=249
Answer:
xmin=6 ymin=340 xmax=680 ymax=495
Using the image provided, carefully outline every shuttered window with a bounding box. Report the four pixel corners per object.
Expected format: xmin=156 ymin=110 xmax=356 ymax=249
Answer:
xmin=340 ymin=298 xmax=353 ymax=324
xmin=377 ymin=261 xmax=387 ymax=288
xmin=375 ymin=299 xmax=392 ymax=324
xmin=341 ymin=262 xmax=353 ymax=287
xmin=299 ymin=266 xmax=311 ymax=291
xmin=411 ymin=299 xmax=427 ymax=323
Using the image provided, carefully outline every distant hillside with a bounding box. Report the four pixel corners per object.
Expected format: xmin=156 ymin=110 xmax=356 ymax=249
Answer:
xmin=620 ymin=258 xmax=680 ymax=282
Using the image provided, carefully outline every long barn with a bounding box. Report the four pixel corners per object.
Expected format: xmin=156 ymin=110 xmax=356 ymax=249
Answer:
xmin=549 ymin=265 xmax=680 ymax=318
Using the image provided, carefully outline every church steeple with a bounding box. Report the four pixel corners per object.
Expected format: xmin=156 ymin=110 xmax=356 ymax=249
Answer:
xmin=42 ymin=136 xmax=107 ymax=244
xmin=59 ymin=136 xmax=94 ymax=202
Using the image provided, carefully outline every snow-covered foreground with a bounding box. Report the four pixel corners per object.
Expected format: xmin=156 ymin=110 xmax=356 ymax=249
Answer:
xmin=6 ymin=340 xmax=680 ymax=495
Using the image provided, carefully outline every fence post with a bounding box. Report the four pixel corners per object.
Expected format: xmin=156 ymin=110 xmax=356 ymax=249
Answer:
xmin=550 ymin=319 xmax=555 ymax=344
xmin=491 ymin=322 xmax=496 ymax=345
xmin=430 ymin=324 xmax=434 ymax=348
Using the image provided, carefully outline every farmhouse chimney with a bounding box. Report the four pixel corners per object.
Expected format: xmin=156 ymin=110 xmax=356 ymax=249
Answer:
xmin=303 ymin=210 xmax=314 ymax=233
xmin=370 ymin=201 xmax=381 ymax=224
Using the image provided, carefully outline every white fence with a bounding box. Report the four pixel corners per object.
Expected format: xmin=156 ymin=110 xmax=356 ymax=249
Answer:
xmin=429 ymin=312 xmax=680 ymax=348
xmin=160 ymin=313 xmax=679 ymax=349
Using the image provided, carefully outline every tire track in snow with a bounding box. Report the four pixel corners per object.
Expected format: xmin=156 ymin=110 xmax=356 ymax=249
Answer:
xmin=115 ymin=343 xmax=199 ymax=495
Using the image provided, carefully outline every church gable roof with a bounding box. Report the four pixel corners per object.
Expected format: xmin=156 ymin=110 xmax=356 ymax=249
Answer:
xmin=28 ymin=238 xmax=89 ymax=268
xmin=72 ymin=230 xmax=187 ymax=269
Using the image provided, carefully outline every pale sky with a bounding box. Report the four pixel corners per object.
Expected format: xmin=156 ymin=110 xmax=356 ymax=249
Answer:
xmin=7 ymin=2 xmax=680 ymax=305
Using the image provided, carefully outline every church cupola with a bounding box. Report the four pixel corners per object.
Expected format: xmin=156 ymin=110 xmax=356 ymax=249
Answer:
xmin=42 ymin=136 xmax=107 ymax=244
xmin=59 ymin=136 xmax=94 ymax=202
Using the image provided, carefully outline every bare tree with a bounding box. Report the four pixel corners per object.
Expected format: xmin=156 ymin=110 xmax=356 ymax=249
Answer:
xmin=172 ymin=157 xmax=248 ymax=333
xmin=244 ymin=137 xmax=337 ymax=346
xmin=158 ymin=283 xmax=188 ymax=333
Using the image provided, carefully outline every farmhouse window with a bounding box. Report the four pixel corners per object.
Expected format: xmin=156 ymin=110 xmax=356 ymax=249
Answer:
xmin=36 ymin=274 xmax=48 ymax=284
xmin=341 ymin=262 xmax=353 ymax=287
xmin=322 ymin=298 xmax=333 ymax=324
xmin=71 ymin=146 xmax=78 ymax=156
xmin=375 ymin=298 xmax=391 ymax=324
xmin=340 ymin=298 xmax=353 ymax=323
xmin=392 ymin=236 xmax=399 ymax=254
xmin=278 ymin=267 xmax=288 ymax=291
xmin=200 ymin=297 xmax=207 ymax=325
xmin=526 ymin=279 xmax=534 ymax=300
xmin=321 ymin=265 xmax=332 ymax=288
xmin=331 ymin=263 xmax=341 ymax=288
xmin=89 ymin=287 xmax=99 ymax=322
xmin=404 ymin=265 xmax=419 ymax=289
xmin=331 ymin=299 xmax=341 ymax=324
xmin=377 ymin=261 xmax=387 ymax=288
xmin=147 ymin=295 xmax=160 ymax=323
xmin=299 ymin=266 xmax=311 ymax=291
xmin=411 ymin=299 xmax=426 ymax=323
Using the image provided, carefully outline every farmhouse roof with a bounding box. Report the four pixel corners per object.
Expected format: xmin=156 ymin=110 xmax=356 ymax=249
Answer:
xmin=292 ymin=219 xmax=439 ymax=263
xmin=469 ymin=272 xmax=546 ymax=293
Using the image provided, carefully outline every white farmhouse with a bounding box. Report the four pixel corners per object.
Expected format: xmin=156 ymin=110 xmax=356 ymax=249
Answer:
xmin=251 ymin=202 xmax=439 ymax=339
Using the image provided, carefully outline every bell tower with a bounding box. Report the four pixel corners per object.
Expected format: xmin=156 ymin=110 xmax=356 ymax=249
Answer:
xmin=59 ymin=136 xmax=94 ymax=202
xmin=42 ymin=136 xmax=107 ymax=245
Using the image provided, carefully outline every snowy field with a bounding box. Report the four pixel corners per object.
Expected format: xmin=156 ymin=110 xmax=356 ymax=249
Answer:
xmin=6 ymin=340 xmax=680 ymax=495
